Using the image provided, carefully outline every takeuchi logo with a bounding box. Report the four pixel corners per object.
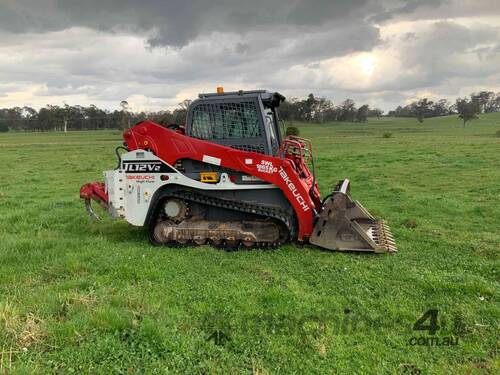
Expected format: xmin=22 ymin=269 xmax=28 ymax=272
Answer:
xmin=278 ymin=166 xmax=309 ymax=212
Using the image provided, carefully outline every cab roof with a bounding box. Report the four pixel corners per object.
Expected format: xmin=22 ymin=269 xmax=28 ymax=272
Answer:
xmin=197 ymin=90 xmax=285 ymax=107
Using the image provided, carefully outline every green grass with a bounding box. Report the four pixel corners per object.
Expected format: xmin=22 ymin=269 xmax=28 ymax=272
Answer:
xmin=0 ymin=114 xmax=499 ymax=374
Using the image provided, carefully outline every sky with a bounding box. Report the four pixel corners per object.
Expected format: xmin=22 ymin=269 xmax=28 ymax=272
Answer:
xmin=0 ymin=0 xmax=499 ymax=112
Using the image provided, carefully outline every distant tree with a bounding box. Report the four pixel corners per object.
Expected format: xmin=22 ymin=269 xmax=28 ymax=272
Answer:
xmin=471 ymin=91 xmax=494 ymax=113
xmin=432 ymin=99 xmax=451 ymax=116
xmin=493 ymin=93 xmax=500 ymax=112
xmin=356 ymin=104 xmax=369 ymax=122
xmin=303 ymin=93 xmax=317 ymax=121
xmin=63 ymin=104 xmax=85 ymax=130
xmin=120 ymin=100 xmax=131 ymax=128
xmin=0 ymin=107 xmax=22 ymax=130
xmin=84 ymin=104 xmax=109 ymax=130
xmin=0 ymin=123 xmax=9 ymax=132
xmin=338 ymin=99 xmax=356 ymax=122
xmin=455 ymin=98 xmax=479 ymax=127
xmin=367 ymin=108 xmax=383 ymax=118
xmin=173 ymin=108 xmax=187 ymax=125
xmin=277 ymin=98 xmax=297 ymax=122
xmin=391 ymin=98 xmax=454 ymax=119
xmin=323 ymin=106 xmax=339 ymax=121
xmin=21 ymin=106 xmax=38 ymax=131
xmin=178 ymin=99 xmax=192 ymax=111
xmin=38 ymin=105 xmax=65 ymax=131
xmin=414 ymin=98 xmax=433 ymax=123
xmin=313 ymin=97 xmax=334 ymax=122
xmin=392 ymin=104 xmax=414 ymax=118
xmin=148 ymin=110 xmax=175 ymax=126
xmin=171 ymin=99 xmax=193 ymax=125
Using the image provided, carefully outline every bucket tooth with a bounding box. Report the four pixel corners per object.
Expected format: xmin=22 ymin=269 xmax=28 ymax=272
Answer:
xmin=309 ymin=179 xmax=397 ymax=253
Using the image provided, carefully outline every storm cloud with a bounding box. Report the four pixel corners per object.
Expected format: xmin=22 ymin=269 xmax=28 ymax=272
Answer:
xmin=0 ymin=0 xmax=499 ymax=111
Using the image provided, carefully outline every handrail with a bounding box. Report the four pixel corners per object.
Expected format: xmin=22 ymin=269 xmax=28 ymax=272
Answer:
xmin=280 ymin=135 xmax=316 ymax=190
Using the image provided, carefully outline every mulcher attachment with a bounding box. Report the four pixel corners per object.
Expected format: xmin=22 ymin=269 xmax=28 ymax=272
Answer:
xmin=310 ymin=179 xmax=397 ymax=253
xmin=80 ymin=182 xmax=109 ymax=221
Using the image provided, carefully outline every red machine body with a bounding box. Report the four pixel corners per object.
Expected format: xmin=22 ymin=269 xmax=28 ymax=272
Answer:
xmin=123 ymin=121 xmax=321 ymax=241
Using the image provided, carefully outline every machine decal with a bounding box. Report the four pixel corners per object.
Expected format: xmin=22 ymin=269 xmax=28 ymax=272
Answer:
xmin=257 ymin=160 xmax=278 ymax=174
xmin=241 ymin=175 xmax=263 ymax=182
xmin=202 ymin=155 xmax=221 ymax=166
xmin=278 ymin=166 xmax=310 ymax=212
xmin=122 ymin=160 xmax=175 ymax=173
xmin=126 ymin=175 xmax=155 ymax=182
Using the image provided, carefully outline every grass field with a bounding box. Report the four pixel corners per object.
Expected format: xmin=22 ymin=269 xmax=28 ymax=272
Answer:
xmin=0 ymin=114 xmax=499 ymax=374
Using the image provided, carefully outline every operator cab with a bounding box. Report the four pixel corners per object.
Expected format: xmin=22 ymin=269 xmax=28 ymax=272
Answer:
xmin=185 ymin=89 xmax=285 ymax=156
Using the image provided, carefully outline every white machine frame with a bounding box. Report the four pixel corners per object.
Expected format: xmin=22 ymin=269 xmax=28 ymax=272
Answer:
xmin=105 ymin=150 xmax=278 ymax=226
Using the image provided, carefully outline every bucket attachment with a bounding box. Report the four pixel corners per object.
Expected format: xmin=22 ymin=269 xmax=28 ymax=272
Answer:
xmin=310 ymin=179 xmax=397 ymax=253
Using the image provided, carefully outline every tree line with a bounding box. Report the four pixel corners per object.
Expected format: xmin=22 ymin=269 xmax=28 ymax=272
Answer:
xmin=279 ymin=94 xmax=382 ymax=123
xmin=387 ymin=91 xmax=500 ymax=125
xmin=280 ymin=91 xmax=499 ymax=126
xmin=0 ymin=91 xmax=497 ymax=132
xmin=0 ymin=100 xmax=191 ymax=132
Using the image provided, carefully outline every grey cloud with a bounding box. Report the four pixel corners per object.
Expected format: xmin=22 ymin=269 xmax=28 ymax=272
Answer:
xmin=286 ymin=0 xmax=370 ymax=25
xmin=0 ymin=0 xmax=499 ymax=112
xmin=0 ymin=0 xmax=382 ymax=47
xmin=370 ymin=0 xmax=447 ymax=23
xmin=234 ymin=42 xmax=250 ymax=54
xmin=397 ymin=22 xmax=500 ymax=85
xmin=372 ymin=0 xmax=500 ymax=24
xmin=0 ymin=1 xmax=497 ymax=48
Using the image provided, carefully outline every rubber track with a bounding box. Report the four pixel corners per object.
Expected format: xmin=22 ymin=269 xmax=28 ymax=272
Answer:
xmin=150 ymin=189 xmax=296 ymax=250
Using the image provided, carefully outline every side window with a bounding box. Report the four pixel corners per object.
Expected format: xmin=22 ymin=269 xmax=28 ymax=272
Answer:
xmin=191 ymin=101 xmax=262 ymax=140
xmin=192 ymin=104 xmax=211 ymax=139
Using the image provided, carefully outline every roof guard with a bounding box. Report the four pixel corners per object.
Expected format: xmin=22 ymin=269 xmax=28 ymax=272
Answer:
xmin=198 ymin=89 xmax=268 ymax=98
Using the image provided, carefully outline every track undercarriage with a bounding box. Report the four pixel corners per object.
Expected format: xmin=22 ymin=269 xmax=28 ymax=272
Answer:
xmin=148 ymin=191 xmax=293 ymax=249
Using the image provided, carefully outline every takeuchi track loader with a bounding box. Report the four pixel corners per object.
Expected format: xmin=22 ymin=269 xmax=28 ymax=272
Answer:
xmin=80 ymin=89 xmax=396 ymax=253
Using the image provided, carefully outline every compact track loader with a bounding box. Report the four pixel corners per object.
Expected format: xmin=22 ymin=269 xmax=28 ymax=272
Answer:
xmin=80 ymin=89 xmax=396 ymax=253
